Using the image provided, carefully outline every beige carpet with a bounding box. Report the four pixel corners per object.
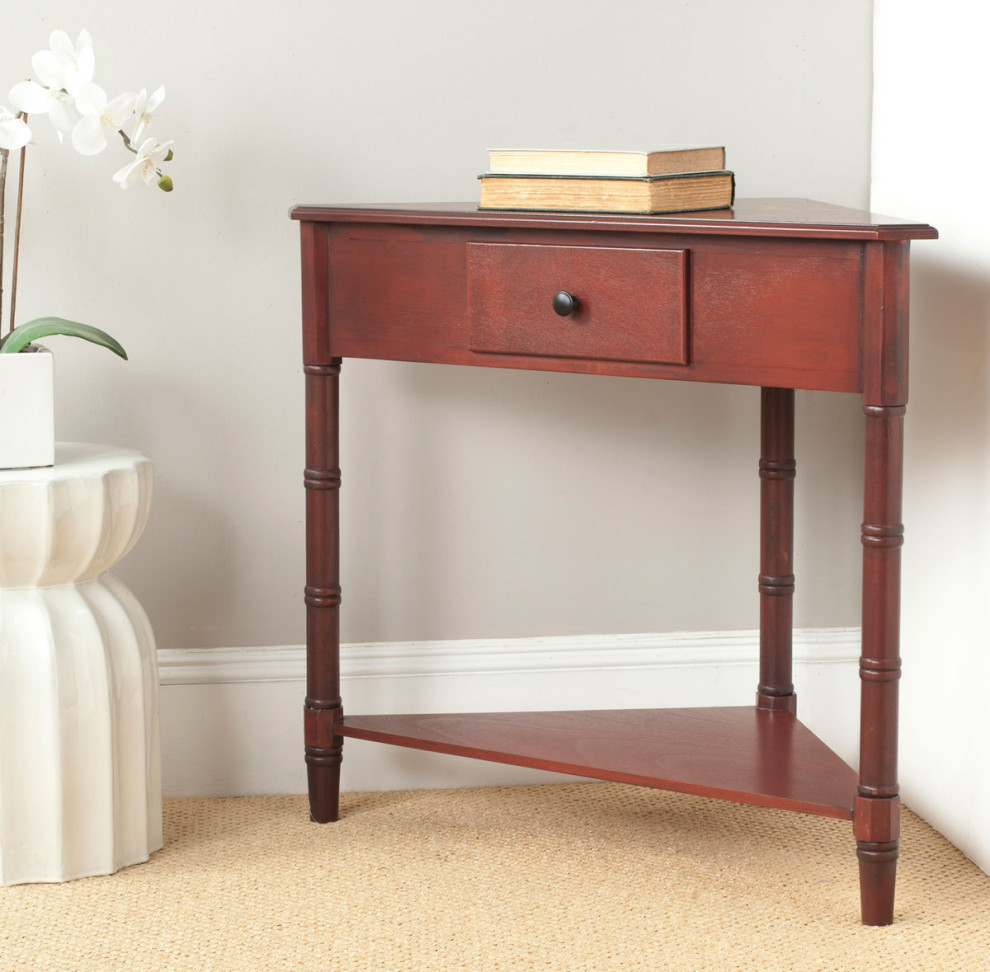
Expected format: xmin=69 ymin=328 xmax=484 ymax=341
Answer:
xmin=1 ymin=782 xmax=987 ymax=970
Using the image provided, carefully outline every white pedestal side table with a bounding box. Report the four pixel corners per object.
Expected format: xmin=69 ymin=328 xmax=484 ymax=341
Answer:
xmin=0 ymin=443 xmax=162 ymax=884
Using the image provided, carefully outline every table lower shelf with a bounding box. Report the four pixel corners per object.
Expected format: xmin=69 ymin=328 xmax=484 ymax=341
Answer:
xmin=336 ymin=706 xmax=857 ymax=820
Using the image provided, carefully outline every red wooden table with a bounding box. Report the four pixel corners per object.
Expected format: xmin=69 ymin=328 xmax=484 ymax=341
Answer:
xmin=292 ymin=199 xmax=937 ymax=925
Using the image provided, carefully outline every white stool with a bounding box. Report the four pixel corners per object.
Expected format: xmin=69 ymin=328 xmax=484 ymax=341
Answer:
xmin=0 ymin=443 xmax=162 ymax=884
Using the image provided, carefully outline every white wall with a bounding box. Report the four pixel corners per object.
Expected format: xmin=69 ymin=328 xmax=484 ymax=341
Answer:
xmin=158 ymin=629 xmax=862 ymax=798
xmin=3 ymin=1 xmax=875 ymax=651
xmin=872 ymin=1 xmax=990 ymax=873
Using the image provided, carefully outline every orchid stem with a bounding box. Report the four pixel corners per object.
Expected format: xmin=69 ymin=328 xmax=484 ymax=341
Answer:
xmin=0 ymin=147 xmax=7 ymax=337
xmin=9 ymin=114 xmax=27 ymax=332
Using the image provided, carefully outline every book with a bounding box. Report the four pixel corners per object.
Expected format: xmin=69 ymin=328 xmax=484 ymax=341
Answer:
xmin=477 ymin=170 xmax=735 ymax=215
xmin=487 ymin=146 xmax=726 ymax=177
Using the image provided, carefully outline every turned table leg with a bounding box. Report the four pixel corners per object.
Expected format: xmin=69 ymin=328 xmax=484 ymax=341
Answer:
xmin=304 ymin=359 xmax=344 ymax=823
xmin=856 ymin=403 xmax=904 ymax=925
xmin=757 ymin=387 xmax=797 ymax=714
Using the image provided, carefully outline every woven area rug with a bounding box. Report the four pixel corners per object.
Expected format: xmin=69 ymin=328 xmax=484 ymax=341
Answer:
xmin=1 ymin=782 xmax=987 ymax=970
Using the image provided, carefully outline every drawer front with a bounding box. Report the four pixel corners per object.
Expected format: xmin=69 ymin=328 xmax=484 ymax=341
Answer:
xmin=468 ymin=243 xmax=689 ymax=366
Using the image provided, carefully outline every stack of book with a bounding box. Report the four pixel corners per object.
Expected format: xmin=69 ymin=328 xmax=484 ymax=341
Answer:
xmin=478 ymin=146 xmax=734 ymax=215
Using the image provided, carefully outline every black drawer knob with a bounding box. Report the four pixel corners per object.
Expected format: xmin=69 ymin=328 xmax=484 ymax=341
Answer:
xmin=552 ymin=291 xmax=579 ymax=317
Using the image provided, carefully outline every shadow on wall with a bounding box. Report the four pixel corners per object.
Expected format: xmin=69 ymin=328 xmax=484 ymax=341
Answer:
xmin=899 ymin=250 xmax=990 ymax=837
xmin=340 ymin=361 xmax=760 ymax=642
xmin=907 ymin=254 xmax=990 ymax=499
xmin=340 ymin=356 xmax=864 ymax=644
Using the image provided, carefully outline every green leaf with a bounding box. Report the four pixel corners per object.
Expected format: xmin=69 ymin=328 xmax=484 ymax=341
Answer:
xmin=0 ymin=317 xmax=128 ymax=359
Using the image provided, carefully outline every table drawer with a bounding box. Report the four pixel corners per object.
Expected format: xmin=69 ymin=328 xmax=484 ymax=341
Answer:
xmin=468 ymin=243 xmax=689 ymax=366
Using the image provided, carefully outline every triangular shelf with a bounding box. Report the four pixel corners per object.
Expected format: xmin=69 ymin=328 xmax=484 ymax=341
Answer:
xmin=337 ymin=706 xmax=857 ymax=820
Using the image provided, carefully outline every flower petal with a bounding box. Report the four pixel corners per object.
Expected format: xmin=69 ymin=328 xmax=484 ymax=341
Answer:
xmin=113 ymin=159 xmax=141 ymax=189
xmin=74 ymin=82 xmax=107 ymax=116
xmin=0 ymin=116 xmax=32 ymax=151
xmin=31 ymin=50 xmax=63 ymax=88
xmin=48 ymin=30 xmax=75 ymax=62
xmin=71 ymin=112 xmax=107 ymax=155
xmin=69 ymin=45 xmax=96 ymax=93
xmin=106 ymin=91 xmax=137 ymax=127
xmin=8 ymin=80 xmax=51 ymax=114
xmin=49 ymin=99 xmax=80 ymax=134
xmin=147 ymin=86 xmax=165 ymax=111
xmin=135 ymin=136 xmax=169 ymax=162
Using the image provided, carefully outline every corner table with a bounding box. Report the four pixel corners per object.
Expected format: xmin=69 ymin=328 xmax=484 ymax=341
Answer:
xmin=292 ymin=199 xmax=937 ymax=925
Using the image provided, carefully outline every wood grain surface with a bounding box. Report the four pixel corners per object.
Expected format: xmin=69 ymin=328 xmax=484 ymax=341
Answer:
xmin=337 ymin=707 xmax=857 ymax=819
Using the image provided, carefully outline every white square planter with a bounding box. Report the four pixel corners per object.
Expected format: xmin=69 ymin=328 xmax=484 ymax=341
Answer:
xmin=0 ymin=346 xmax=55 ymax=469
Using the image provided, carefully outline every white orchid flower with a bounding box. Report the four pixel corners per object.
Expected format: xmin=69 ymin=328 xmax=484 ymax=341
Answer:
xmin=130 ymin=86 xmax=165 ymax=145
xmin=71 ymin=84 xmax=136 ymax=156
xmin=8 ymin=79 xmax=79 ymax=137
xmin=112 ymin=137 xmax=172 ymax=189
xmin=6 ymin=27 xmax=174 ymax=191
xmin=0 ymin=107 xmax=32 ymax=151
xmin=40 ymin=29 xmax=95 ymax=95
xmin=8 ymin=29 xmax=95 ymax=137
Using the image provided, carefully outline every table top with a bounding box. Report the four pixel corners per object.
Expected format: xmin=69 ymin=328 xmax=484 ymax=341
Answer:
xmin=291 ymin=198 xmax=938 ymax=242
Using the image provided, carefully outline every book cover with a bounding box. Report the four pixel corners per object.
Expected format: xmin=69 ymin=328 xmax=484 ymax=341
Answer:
xmin=487 ymin=146 xmax=726 ymax=177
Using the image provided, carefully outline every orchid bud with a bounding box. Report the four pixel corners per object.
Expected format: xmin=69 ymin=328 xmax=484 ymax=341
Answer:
xmin=157 ymin=175 xmax=173 ymax=192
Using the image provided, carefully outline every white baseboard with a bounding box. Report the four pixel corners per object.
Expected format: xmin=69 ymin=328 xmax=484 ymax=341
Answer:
xmin=158 ymin=628 xmax=862 ymax=798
